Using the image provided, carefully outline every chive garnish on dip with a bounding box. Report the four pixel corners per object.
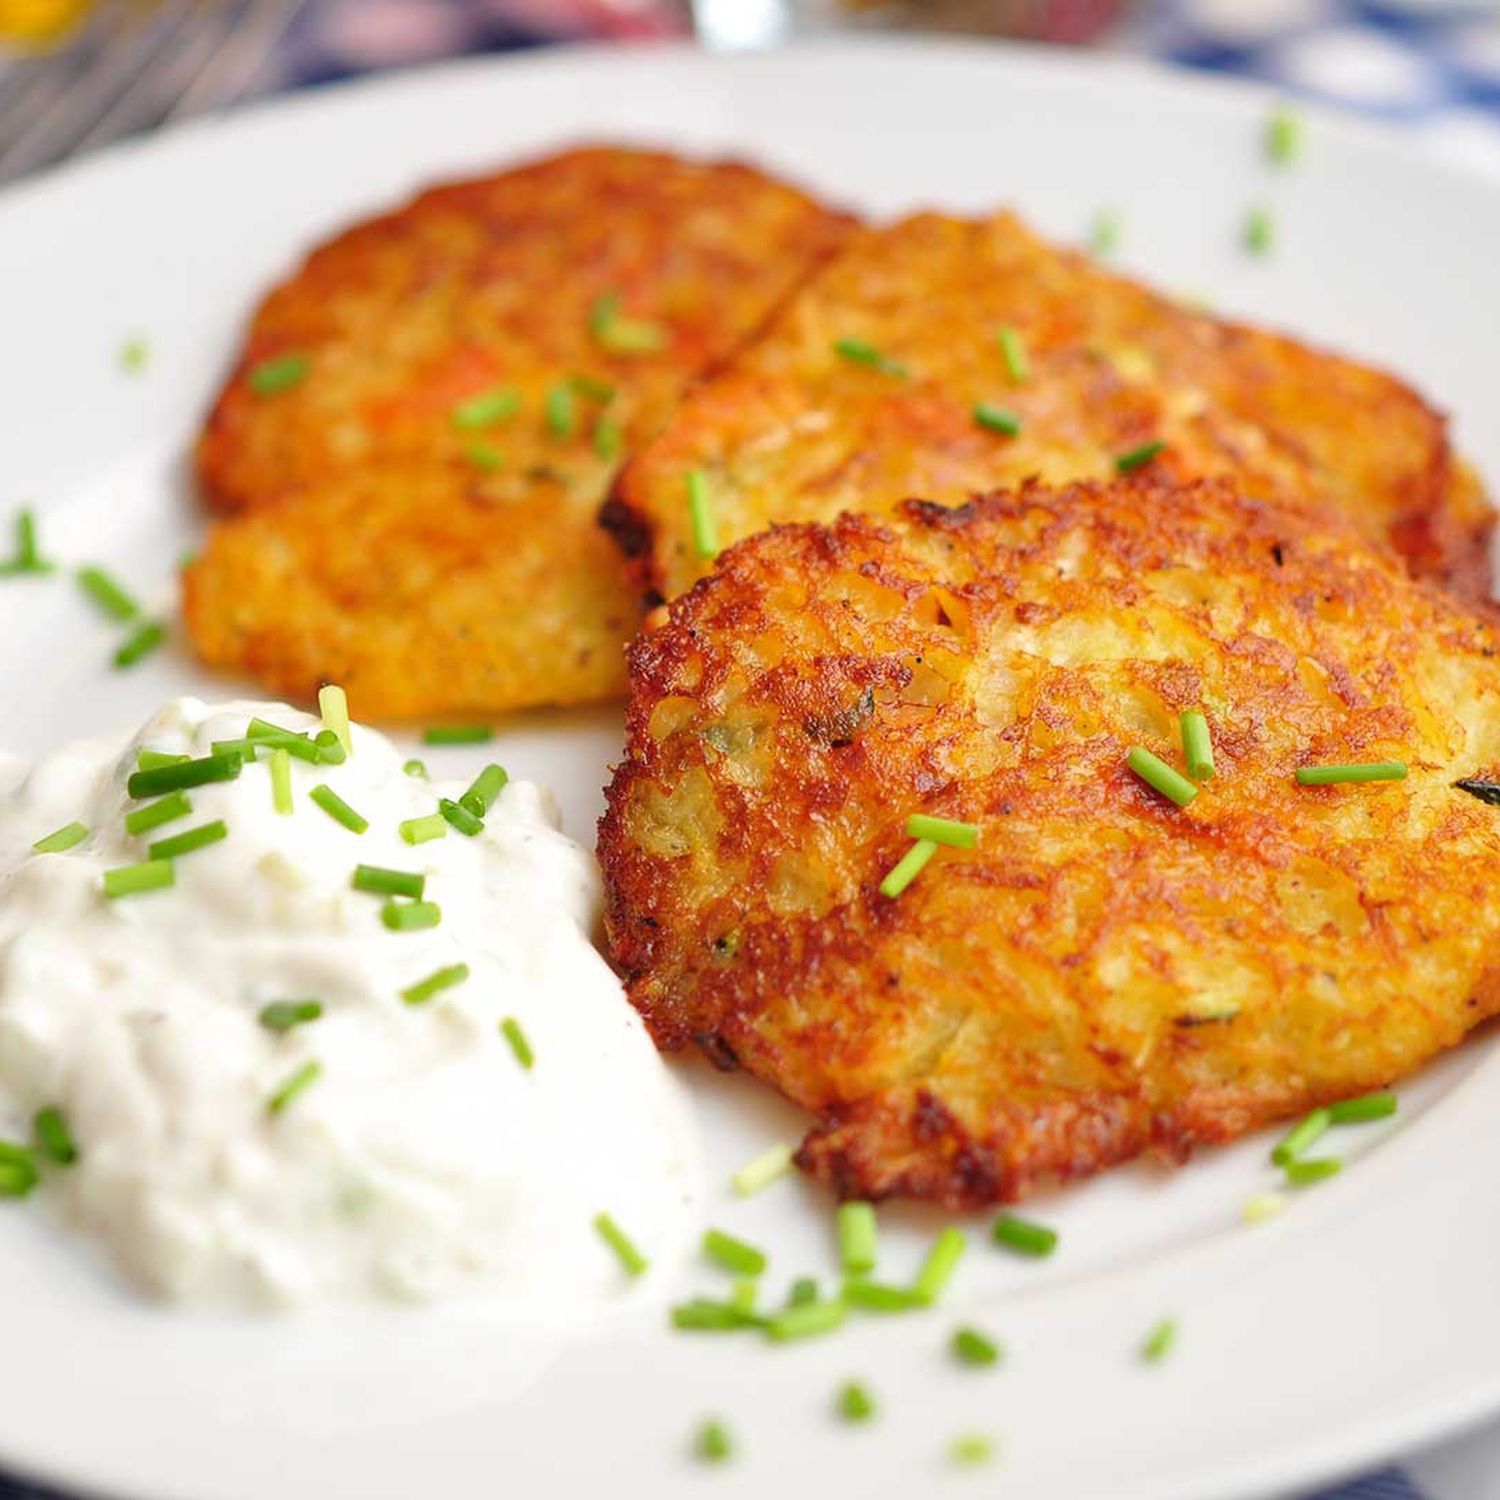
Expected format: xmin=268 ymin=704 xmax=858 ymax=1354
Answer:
xmin=1267 ymin=105 xmax=1304 ymax=167
xmin=352 ymin=865 xmax=425 ymax=899
xmin=879 ymin=838 xmax=937 ymax=898
xmin=439 ymin=798 xmax=484 ymax=836
xmin=136 ymin=748 xmax=187 ymax=771
xmin=102 ymin=859 xmax=174 ymax=899
xmin=949 ymin=1435 xmax=995 ymax=1467
xmin=1091 ymin=208 xmax=1121 ymax=256
xmin=399 ymin=814 xmax=447 ymax=846
xmin=268 ymin=748 xmax=293 ymax=815
xmin=834 ymin=337 xmax=908 ymax=378
xmin=33 ymin=1107 xmax=77 ymax=1165
xmin=843 ymin=1280 xmax=924 ymax=1313
xmin=127 ymin=752 xmax=240 ymax=799
xmin=0 ymin=1142 xmax=38 ymax=1197
xmin=317 ymin=684 xmax=353 ymax=755
xmin=460 ymin=763 xmax=508 ymax=819
xmin=148 ymin=820 xmax=228 ymax=861
xmin=594 ymin=1210 xmax=648 ymax=1276
xmin=703 ymin=1229 xmax=768 ymax=1277
xmin=77 ymin=566 xmax=140 ymax=621
xmin=381 ymin=900 xmax=440 ymax=932
xmin=267 ymin=1059 xmax=321 ymax=1115
xmin=403 ymin=758 xmax=428 ymax=778
xmin=259 ymin=1000 xmax=322 ymax=1034
xmin=500 ymin=1016 xmax=534 ymax=1070
xmin=1296 ymin=762 xmax=1407 ymax=785
xmin=309 ymin=785 xmax=367 ymax=834
xmin=401 ymin=963 xmax=470 ymax=1006
xmin=1127 ymin=747 xmax=1199 ymax=808
xmin=32 ymin=822 xmax=87 ymax=854
xmin=125 ymin=792 xmax=192 ymax=836
xmin=688 ymin=470 xmax=718 ymax=561
xmin=992 ymin=1213 xmax=1057 ymax=1258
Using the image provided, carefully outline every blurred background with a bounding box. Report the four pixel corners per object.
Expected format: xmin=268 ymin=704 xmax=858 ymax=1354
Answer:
xmin=0 ymin=0 xmax=1498 ymax=186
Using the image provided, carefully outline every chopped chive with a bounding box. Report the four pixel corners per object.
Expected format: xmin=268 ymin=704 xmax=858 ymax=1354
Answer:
xmin=500 ymin=1016 xmax=534 ymax=1070
xmin=913 ymin=1226 xmax=967 ymax=1305
xmin=317 ymin=684 xmax=352 ymax=755
xmin=381 ymin=900 xmax=441 ymax=931
xmin=102 ymin=859 xmax=174 ymax=899
xmin=76 ymin=566 xmax=140 ymax=622
xmin=878 ymin=838 xmax=937 ymax=898
xmin=598 ymin=317 xmax=667 ymax=356
xmin=1285 ymin=1157 xmax=1342 ymax=1187
xmin=594 ymin=414 xmax=623 ymax=462
xmin=125 ymin=792 xmax=192 ymax=836
xmin=459 ymin=763 xmax=508 ymax=819
xmin=1242 ymin=1191 xmax=1286 ymax=1225
xmin=259 ymin=999 xmax=322 ymax=1033
xmin=1296 ymin=761 xmax=1407 ymax=786
xmin=730 ymin=1278 xmax=757 ymax=1314
xmin=113 ymin=620 xmax=167 ymax=669
xmin=594 ymin=1211 xmax=648 ymax=1276
xmin=33 ymin=1107 xmax=77 ymax=1165
xmin=997 ymin=325 xmax=1029 ymax=384
xmin=1127 ymin=746 xmax=1199 ymax=808
xmin=838 ymin=1200 xmax=877 ymax=1276
xmin=1328 ymin=1090 xmax=1397 ymax=1125
xmin=309 ymin=784 xmax=367 ymax=834
xmin=439 ymin=797 xmax=484 ymax=836
xmin=1266 ymin=105 xmax=1304 ymax=166
xmin=267 ymin=1059 xmax=321 ymax=1115
xmin=837 ymin=1381 xmax=876 ymax=1423
xmin=403 ymin=758 xmax=428 ymax=778
xmin=352 ymin=864 xmax=425 ymax=899
xmin=991 ymin=1213 xmax=1057 ymax=1258
xmin=401 ymin=962 xmax=470 ymax=1006
xmin=732 ymin=1140 xmax=796 ymax=1197
xmin=974 ymin=403 xmax=1022 ymax=437
xmin=0 ymin=1142 xmax=38 ymax=1198
xmin=905 ymin=813 xmax=978 ymax=849
xmin=545 ymin=383 xmax=576 ymax=438
xmin=788 ymin=1276 xmax=819 ymax=1307
xmin=147 ymin=819 xmax=227 ymax=861
xmin=451 ymin=387 xmax=519 ymax=431
xmin=843 ymin=1280 xmax=924 ymax=1313
xmin=1141 ymin=1317 xmax=1177 ymax=1363
xmin=703 ymin=1228 xmax=768 ymax=1277
xmin=463 ymin=442 xmax=503 ymax=472
xmin=399 ymin=813 xmax=448 ymax=846
xmin=671 ymin=1297 xmax=760 ymax=1331
xmin=766 ymin=1298 xmax=847 ymax=1342
xmin=1116 ymin=439 xmax=1167 ymax=473
xmin=269 ymin=747 xmax=293 ymax=815
xmin=127 ymin=752 xmax=240 ymax=799
xmin=136 ymin=748 xmax=187 ymax=771
xmin=15 ymin=508 xmax=48 ymax=571
xmin=570 ymin=375 xmax=616 ymax=404
xmin=422 ymin=725 xmax=492 ymax=745
xmin=246 ymin=719 xmax=322 ymax=762
xmin=1271 ymin=1107 xmax=1330 ymax=1166
xmin=1244 ymin=205 xmax=1274 ymax=257
xmin=210 ymin=738 xmax=260 ymax=764
xmin=32 ymin=821 xmax=87 ymax=854
xmin=1180 ymin=710 xmax=1215 ymax=781
xmin=693 ymin=1419 xmax=732 ymax=1465
xmin=952 ymin=1326 xmax=1002 ymax=1367
xmin=248 ymin=352 xmax=309 ymax=395
xmin=1091 ymin=207 xmax=1122 ymax=256
xmin=949 ymin=1435 xmax=994 ymax=1467
xmin=119 ymin=336 xmax=149 ymax=373
xmin=688 ymin=470 xmax=718 ymax=560
xmin=314 ymin=729 xmax=347 ymax=765
xmin=833 ymin=337 xmax=908 ymax=378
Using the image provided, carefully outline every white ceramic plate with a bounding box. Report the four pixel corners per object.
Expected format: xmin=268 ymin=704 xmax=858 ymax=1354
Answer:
xmin=1 ymin=38 xmax=1498 ymax=1500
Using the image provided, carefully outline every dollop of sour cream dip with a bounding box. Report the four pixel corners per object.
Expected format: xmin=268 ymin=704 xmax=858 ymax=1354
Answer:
xmin=0 ymin=699 xmax=700 ymax=1309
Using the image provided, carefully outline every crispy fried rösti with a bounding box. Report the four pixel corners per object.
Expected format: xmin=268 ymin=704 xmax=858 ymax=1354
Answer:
xmin=185 ymin=146 xmax=854 ymax=716
xmin=599 ymin=475 xmax=1500 ymax=1206
xmin=607 ymin=212 xmax=1493 ymax=603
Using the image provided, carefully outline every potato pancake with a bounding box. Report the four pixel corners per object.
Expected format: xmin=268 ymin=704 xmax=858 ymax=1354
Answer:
xmin=185 ymin=146 xmax=854 ymax=716
xmin=599 ymin=475 xmax=1500 ymax=1206
xmin=607 ymin=211 xmax=1493 ymax=604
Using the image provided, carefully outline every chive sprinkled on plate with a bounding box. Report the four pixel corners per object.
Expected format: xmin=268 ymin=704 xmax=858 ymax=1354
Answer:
xmin=834 ymin=336 xmax=908 ymax=378
xmin=317 ymin=684 xmax=352 ymax=755
xmin=102 ymin=859 xmax=174 ymax=899
xmin=33 ymin=1107 xmax=77 ymax=1165
xmin=399 ymin=813 xmax=447 ymax=846
xmin=905 ymin=813 xmax=978 ymax=849
xmin=423 ymin=725 xmax=493 ymax=746
xmin=732 ymin=1140 xmax=795 ymax=1197
xmin=148 ymin=819 xmax=228 ymax=861
xmin=1296 ymin=761 xmax=1407 ymax=786
xmin=838 ymin=1200 xmax=877 ymax=1276
xmin=127 ymin=752 xmax=240 ymax=799
xmin=688 ymin=470 xmax=718 ymax=560
xmin=259 ymin=1000 xmax=322 ymax=1034
xmin=843 ymin=1280 xmax=924 ymax=1313
xmin=403 ymin=758 xmax=428 ymax=778
xmin=309 ymin=785 xmax=366 ymax=834
xmin=703 ymin=1228 xmax=768 ymax=1277
xmin=1284 ymin=1157 xmax=1341 ymax=1187
xmin=1141 ymin=1317 xmax=1178 ymax=1363
xmin=949 ymin=1434 xmax=995 ymax=1467
xmin=460 ymin=763 xmax=508 ymax=819
xmin=1243 ymin=1192 xmax=1286 ymax=1225
xmin=837 ymin=1381 xmax=876 ymax=1423
xmin=1244 ymin=205 xmax=1274 ymax=257
xmin=974 ymin=403 xmax=1022 ymax=437
xmin=992 ymin=1212 xmax=1057 ymax=1258
xmin=353 ymin=864 xmax=425 ymax=899
xmin=1328 ymin=1090 xmax=1397 ymax=1124
xmin=269 ymin=747 xmax=293 ymax=815
xmin=439 ymin=797 xmax=484 ymax=836
xmin=125 ymin=792 xmax=192 ymax=836
xmin=248 ymin=352 xmax=309 ymax=395
xmin=913 ymin=1226 xmax=966 ymax=1305
xmin=545 ymin=382 xmax=576 ymax=438
xmin=1271 ymin=1107 xmax=1330 ymax=1165
xmin=879 ymin=838 xmax=937 ymax=898
xmin=499 ymin=1016 xmax=534 ymax=1070
xmin=1180 ymin=710 xmax=1215 ymax=781
xmin=113 ymin=620 xmax=166 ymax=669
xmin=788 ymin=1276 xmax=819 ymax=1307
xmin=952 ymin=1326 xmax=1002 ymax=1367
xmin=8 ymin=508 xmax=52 ymax=573
xmin=119 ymin=336 xmax=149 ymax=374
xmin=451 ymin=388 xmax=519 ymax=431
xmin=0 ymin=1142 xmax=38 ymax=1198
xmin=693 ymin=1419 xmax=732 ymax=1464
xmin=1090 ymin=208 xmax=1122 ymax=256
xmin=1127 ymin=747 xmax=1199 ymax=808
xmin=998 ymin=325 xmax=1029 ymax=384
xmin=594 ymin=1210 xmax=648 ymax=1276
xmin=76 ymin=566 xmax=140 ymax=622
xmin=402 ymin=963 xmax=470 ymax=1006
xmin=1116 ymin=439 xmax=1167 ymax=473
xmin=267 ymin=1059 xmax=322 ymax=1115
xmin=766 ymin=1297 xmax=846 ymax=1342
xmin=1266 ymin=105 xmax=1304 ymax=167
xmin=382 ymin=900 xmax=441 ymax=932
xmin=672 ymin=1298 xmax=758 ymax=1331
xmin=32 ymin=821 xmax=87 ymax=854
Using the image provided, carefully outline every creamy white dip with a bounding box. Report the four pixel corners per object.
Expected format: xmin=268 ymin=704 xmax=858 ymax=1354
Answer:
xmin=0 ymin=699 xmax=699 ymax=1309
